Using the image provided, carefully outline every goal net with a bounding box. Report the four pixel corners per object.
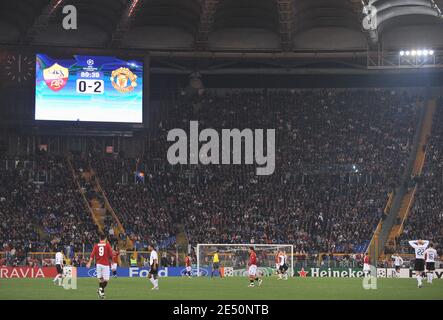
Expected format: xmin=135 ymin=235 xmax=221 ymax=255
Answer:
xmin=196 ymin=243 xmax=294 ymax=277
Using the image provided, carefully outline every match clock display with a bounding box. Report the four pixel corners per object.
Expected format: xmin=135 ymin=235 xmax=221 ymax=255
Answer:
xmin=5 ymin=54 xmax=34 ymax=83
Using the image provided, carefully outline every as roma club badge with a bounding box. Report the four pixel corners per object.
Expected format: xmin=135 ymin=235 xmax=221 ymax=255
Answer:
xmin=43 ymin=63 xmax=69 ymax=92
xmin=110 ymin=67 xmax=137 ymax=93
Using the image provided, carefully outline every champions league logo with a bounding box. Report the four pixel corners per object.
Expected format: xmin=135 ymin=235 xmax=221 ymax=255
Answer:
xmin=83 ymin=59 xmax=98 ymax=72
xmin=180 ymin=268 xmax=208 ymax=277
xmin=87 ymin=268 xmax=97 ymax=277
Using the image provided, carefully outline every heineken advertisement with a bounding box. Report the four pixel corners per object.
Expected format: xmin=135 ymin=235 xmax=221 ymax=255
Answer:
xmin=294 ymin=267 xmax=364 ymax=278
xmin=293 ymin=267 xmax=443 ymax=278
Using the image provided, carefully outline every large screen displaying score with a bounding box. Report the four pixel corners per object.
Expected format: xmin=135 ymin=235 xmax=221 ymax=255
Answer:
xmin=35 ymin=54 xmax=143 ymax=123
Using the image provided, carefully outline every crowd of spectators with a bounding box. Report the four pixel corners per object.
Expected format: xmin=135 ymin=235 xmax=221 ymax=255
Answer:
xmin=0 ymin=88 xmax=425 ymax=262
xmin=0 ymin=151 xmax=99 ymax=264
xmin=89 ymin=88 xmax=421 ymax=254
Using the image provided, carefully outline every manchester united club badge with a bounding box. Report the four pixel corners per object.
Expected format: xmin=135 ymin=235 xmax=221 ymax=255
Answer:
xmin=43 ymin=63 xmax=69 ymax=92
xmin=110 ymin=67 xmax=137 ymax=93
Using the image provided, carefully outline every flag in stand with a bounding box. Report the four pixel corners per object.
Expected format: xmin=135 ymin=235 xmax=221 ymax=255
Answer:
xmin=135 ymin=171 xmax=145 ymax=184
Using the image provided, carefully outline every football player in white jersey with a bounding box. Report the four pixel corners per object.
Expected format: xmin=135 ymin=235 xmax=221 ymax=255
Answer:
xmin=391 ymin=253 xmax=403 ymax=278
xmin=278 ymin=251 xmax=289 ymax=280
xmin=147 ymin=244 xmax=159 ymax=290
xmin=424 ymin=243 xmax=438 ymax=284
xmin=408 ymin=239 xmax=429 ymax=288
xmin=53 ymin=248 xmax=64 ymax=286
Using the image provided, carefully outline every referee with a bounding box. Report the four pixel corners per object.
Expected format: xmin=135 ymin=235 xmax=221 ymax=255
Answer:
xmin=211 ymin=250 xmax=223 ymax=278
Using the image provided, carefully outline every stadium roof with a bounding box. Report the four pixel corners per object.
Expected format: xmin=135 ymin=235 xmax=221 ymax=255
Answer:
xmin=0 ymin=0 xmax=442 ymax=53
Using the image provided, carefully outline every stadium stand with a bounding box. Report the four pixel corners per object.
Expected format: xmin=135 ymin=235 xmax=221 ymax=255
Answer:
xmin=70 ymin=88 xmax=421 ymax=255
xmin=159 ymin=89 xmax=420 ymax=253
xmin=0 ymin=152 xmax=100 ymax=264
xmin=0 ymin=88 xmax=433 ymax=265
xmin=397 ymin=97 xmax=443 ymax=253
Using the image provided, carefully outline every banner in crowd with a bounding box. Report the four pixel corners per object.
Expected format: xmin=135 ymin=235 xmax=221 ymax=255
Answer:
xmin=3 ymin=266 xmax=442 ymax=279
xmin=293 ymin=267 xmax=365 ymax=278
xmin=0 ymin=267 xmax=58 ymax=278
xmin=77 ymin=266 xmax=213 ymax=278
xmin=293 ymin=267 xmax=443 ymax=278
xmin=383 ymin=268 xmax=443 ymax=279
xmin=75 ymin=266 xmax=274 ymax=278
xmin=232 ymin=267 xmax=275 ymax=277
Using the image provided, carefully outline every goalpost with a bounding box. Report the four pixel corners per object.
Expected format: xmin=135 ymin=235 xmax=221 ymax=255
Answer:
xmin=196 ymin=243 xmax=294 ymax=277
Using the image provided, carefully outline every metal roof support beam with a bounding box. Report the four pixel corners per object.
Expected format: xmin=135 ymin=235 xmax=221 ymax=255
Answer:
xmin=24 ymin=0 xmax=67 ymax=44
xmin=195 ymin=0 xmax=221 ymax=49
xmin=276 ymin=0 xmax=294 ymax=51
xmin=349 ymin=0 xmax=365 ymax=14
xmin=110 ymin=0 xmax=144 ymax=48
xmin=377 ymin=5 xmax=441 ymax=26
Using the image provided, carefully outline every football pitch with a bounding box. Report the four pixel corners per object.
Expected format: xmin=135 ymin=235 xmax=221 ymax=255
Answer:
xmin=0 ymin=277 xmax=442 ymax=300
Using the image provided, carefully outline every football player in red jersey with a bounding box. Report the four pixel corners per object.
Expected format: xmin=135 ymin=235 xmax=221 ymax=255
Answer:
xmin=274 ymin=250 xmax=280 ymax=276
xmin=86 ymin=234 xmax=113 ymax=299
xmin=184 ymin=254 xmax=192 ymax=278
xmin=248 ymin=247 xmax=262 ymax=287
xmin=363 ymin=253 xmax=371 ymax=277
xmin=111 ymin=243 xmax=120 ymax=278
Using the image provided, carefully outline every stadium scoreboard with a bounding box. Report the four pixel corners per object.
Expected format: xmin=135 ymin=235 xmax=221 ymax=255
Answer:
xmin=35 ymin=54 xmax=143 ymax=123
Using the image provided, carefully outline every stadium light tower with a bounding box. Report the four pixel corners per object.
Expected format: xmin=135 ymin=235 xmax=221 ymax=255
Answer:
xmin=370 ymin=47 xmax=441 ymax=69
xmin=397 ymin=48 xmax=438 ymax=67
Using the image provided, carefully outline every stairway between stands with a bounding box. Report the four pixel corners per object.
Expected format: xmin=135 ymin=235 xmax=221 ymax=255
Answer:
xmin=176 ymin=224 xmax=189 ymax=252
xmin=68 ymin=155 xmax=131 ymax=250
xmin=91 ymin=169 xmax=133 ymax=250
xmin=367 ymin=97 xmax=436 ymax=262
xmin=67 ymin=156 xmax=104 ymax=235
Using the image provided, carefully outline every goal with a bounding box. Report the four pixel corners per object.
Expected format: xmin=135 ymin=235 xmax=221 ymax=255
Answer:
xmin=196 ymin=243 xmax=294 ymax=277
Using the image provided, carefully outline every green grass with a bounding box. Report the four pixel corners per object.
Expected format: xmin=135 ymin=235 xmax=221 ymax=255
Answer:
xmin=0 ymin=277 xmax=442 ymax=300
